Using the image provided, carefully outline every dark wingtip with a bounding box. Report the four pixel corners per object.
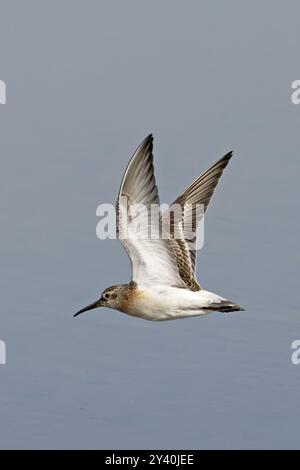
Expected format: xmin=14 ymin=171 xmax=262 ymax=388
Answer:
xmin=144 ymin=133 xmax=153 ymax=146
xmin=222 ymin=150 xmax=233 ymax=161
xmin=212 ymin=151 xmax=233 ymax=171
xmin=141 ymin=133 xmax=153 ymax=141
xmin=139 ymin=133 xmax=154 ymax=157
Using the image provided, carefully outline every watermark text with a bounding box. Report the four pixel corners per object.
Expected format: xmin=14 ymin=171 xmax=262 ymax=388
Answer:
xmin=0 ymin=340 xmax=6 ymax=365
xmin=291 ymin=340 xmax=300 ymax=365
xmin=96 ymin=199 xmax=205 ymax=251
xmin=291 ymin=80 xmax=300 ymax=105
xmin=0 ymin=80 xmax=6 ymax=104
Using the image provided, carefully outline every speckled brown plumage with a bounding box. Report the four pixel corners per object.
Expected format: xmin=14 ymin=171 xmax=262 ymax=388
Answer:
xmin=162 ymin=152 xmax=232 ymax=291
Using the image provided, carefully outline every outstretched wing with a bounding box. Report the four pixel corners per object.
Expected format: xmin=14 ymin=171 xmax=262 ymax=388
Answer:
xmin=162 ymin=152 xmax=232 ymax=291
xmin=116 ymin=134 xmax=185 ymax=287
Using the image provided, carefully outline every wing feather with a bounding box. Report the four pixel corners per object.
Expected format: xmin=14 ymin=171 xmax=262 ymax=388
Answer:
xmin=162 ymin=152 xmax=233 ymax=290
xmin=117 ymin=135 xmax=185 ymax=287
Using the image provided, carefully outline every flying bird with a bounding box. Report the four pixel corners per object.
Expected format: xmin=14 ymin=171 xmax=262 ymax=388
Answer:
xmin=75 ymin=134 xmax=243 ymax=321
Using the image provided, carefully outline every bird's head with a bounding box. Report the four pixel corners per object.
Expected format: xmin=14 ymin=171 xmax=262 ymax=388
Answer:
xmin=74 ymin=285 xmax=126 ymax=317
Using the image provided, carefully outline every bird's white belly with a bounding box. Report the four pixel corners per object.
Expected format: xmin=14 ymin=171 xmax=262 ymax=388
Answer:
xmin=127 ymin=285 xmax=226 ymax=321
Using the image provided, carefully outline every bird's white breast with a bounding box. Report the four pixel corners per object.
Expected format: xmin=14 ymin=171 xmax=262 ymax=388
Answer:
xmin=126 ymin=284 xmax=226 ymax=321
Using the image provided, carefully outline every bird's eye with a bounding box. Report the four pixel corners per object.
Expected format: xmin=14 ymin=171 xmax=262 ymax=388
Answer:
xmin=103 ymin=292 xmax=110 ymax=300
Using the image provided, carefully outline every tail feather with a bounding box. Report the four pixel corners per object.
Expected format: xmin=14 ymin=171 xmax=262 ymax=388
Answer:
xmin=204 ymin=300 xmax=244 ymax=313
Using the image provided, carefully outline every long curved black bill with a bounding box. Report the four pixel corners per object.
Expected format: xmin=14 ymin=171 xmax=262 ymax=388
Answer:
xmin=74 ymin=299 xmax=99 ymax=317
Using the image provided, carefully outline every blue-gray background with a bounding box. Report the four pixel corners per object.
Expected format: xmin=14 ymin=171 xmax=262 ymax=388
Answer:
xmin=0 ymin=0 xmax=299 ymax=449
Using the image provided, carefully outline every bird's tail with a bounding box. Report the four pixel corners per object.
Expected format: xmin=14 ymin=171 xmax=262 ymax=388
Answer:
xmin=204 ymin=300 xmax=245 ymax=313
